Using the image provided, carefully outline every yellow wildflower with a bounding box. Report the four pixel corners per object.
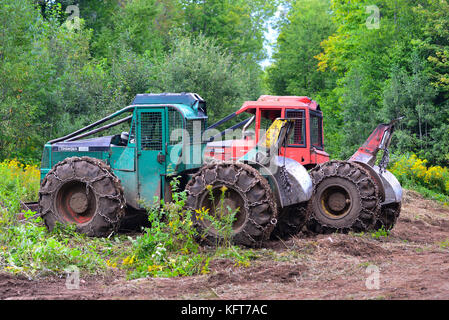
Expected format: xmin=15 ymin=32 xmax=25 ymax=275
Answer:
xmin=122 ymin=255 xmax=136 ymax=265
xmin=147 ymin=265 xmax=163 ymax=272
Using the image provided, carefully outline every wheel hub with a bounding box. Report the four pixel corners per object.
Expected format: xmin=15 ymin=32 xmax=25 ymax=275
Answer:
xmin=327 ymin=192 xmax=348 ymax=212
xmin=222 ymin=198 xmax=238 ymax=213
xmin=69 ymin=192 xmax=89 ymax=214
xmin=320 ymin=185 xmax=352 ymax=219
xmin=56 ymin=181 xmax=96 ymax=224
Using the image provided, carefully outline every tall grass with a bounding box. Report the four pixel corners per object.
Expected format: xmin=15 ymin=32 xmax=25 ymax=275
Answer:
xmin=0 ymin=159 xmax=129 ymax=277
xmin=0 ymin=161 xmax=253 ymax=279
xmin=0 ymin=159 xmax=40 ymax=212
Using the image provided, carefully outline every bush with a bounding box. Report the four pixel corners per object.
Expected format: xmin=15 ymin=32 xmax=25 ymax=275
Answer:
xmin=147 ymin=35 xmax=261 ymax=124
xmin=123 ymin=176 xmax=251 ymax=279
xmin=0 ymin=159 xmax=40 ymax=214
xmin=390 ymin=153 xmax=449 ymax=201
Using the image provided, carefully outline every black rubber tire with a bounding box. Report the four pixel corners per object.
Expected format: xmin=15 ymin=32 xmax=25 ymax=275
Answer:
xmin=306 ymin=160 xmax=380 ymax=234
xmin=271 ymin=203 xmax=309 ymax=240
xmin=185 ymin=162 xmax=277 ymax=247
xmin=373 ymin=202 xmax=401 ymax=231
xmin=38 ymin=157 xmax=125 ymax=237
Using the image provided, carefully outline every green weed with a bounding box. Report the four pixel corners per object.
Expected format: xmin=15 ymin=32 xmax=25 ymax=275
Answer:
xmin=370 ymin=226 xmax=390 ymax=240
xmin=0 ymin=162 xmax=132 ymax=278
xmin=437 ymin=239 xmax=449 ymax=250
xmin=125 ymin=176 xmax=251 ymax=279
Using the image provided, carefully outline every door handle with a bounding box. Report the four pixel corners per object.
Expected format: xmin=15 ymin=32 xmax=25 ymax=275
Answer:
xmin=157 ymin=152 xmax=166 ymax=164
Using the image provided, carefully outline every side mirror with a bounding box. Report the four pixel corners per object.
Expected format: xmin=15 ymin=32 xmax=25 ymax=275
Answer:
xmin=120 ymin=132 xmax=129 ymax=144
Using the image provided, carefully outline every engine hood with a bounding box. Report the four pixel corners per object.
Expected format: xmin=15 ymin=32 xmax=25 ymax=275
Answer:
xmin=51 ymin=136 xmax=114 ymax=152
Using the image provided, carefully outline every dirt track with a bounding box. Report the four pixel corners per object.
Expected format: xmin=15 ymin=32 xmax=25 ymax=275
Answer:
xmin=1 ymin=189 xmax=449 ymax=300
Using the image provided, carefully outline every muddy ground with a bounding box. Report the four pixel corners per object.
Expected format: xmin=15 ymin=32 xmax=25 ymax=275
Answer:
xmin=1 ymin=189 xmax=449 ymax=300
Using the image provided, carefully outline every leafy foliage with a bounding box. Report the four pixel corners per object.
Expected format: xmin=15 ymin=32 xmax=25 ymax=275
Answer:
xmin=0 ymin=161 xmax=130 ymax=277
xmin=0 ymin=163 xmax=252 ymax=279
xmin=267 ymin=0 xmax=449 ymax=165
xmin=123 ymin=176 xmax=251 ymax=279
xmin=1 ymin=0 xmax=274 ymax=162
xmin=266 ymin=0 xmax=336 ymax=97
xmin=148 ymin=35 xmax=261 ymax=123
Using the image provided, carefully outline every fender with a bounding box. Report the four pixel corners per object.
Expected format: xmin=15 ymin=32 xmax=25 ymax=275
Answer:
xmin=352 ymin=161 xmax=402 ymax=205
xmin=373 ymin=165 xmax=402 ymax=205
xmin=242 ymin=156 xmax=313 ymax=208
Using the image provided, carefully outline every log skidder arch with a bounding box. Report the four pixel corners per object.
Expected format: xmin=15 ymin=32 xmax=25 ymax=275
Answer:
xmin=185 ymin=162 xmax=278 ymax=247
xmin=306 ymin=160 xmax=381 ymax=234
xmin=39 ymin=156 xmax=126 ymax=237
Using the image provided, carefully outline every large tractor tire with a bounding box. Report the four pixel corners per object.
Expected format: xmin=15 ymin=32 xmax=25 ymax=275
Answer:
xmin=185 ymin=162 xmax=278 ymax=247
xmin=271 ymin=203 xmax=309 ymax=240
xmin=306 ymin=160 xmax=380 ymax=234
xmin=39 ymin=157 xmax=126 ymax=237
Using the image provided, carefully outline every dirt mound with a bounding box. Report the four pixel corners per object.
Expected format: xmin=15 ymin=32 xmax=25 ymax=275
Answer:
xmin=0 ymin=272 xmax=107 ymax=300
xmin=207 ymin=258 xmax=236 ymax=272
xmin=318 ymin=237 xmax=390 ymax=258
xmin=207 ymin=262 xmax=307 ymax=287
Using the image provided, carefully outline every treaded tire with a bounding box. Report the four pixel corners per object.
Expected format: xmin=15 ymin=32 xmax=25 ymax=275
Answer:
xmin=39 ymin=156 xmax=126 ymax=237
xmin=271 ymin=203 xmax=309 ymax=240
xmin=374 ymin=202 xmax=401 ymax=231
xmin=306 ymin=160 xmax=380 ymax=234
xmin=185 ymin=161 xmax=277 ymax=247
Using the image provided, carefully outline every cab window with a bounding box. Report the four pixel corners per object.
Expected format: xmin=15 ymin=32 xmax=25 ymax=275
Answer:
xmin=310 ymin=111 xmax=323 ymax=149
xmin=286 ymin=109 xmax=306 ymax=147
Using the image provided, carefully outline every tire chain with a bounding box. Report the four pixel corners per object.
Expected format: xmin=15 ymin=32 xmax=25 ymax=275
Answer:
xmin=376 ymin=202 xmax=401 ymax=230
xmin=271 ymin=203 xmax=309 ymax=240
xmin=39 ymin=156 xmax=126 ymax=236
xmin=185 ymin=161 xmax=278 ymax=247
xmin=307 ymin=160 xmax=381 ymax=233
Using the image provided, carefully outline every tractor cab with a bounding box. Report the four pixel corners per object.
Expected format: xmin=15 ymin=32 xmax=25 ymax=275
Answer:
xmin=40 ymin=93 xmax=208 ymax=210
xmin=204 ymin=96 xmax=330 ymax=169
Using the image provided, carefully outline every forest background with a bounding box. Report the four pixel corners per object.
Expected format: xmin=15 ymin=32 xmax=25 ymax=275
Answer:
xmin=1 ymin=0 xmax=448 ymax=168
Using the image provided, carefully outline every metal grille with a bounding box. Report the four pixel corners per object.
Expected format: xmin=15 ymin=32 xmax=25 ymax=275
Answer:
xmin=286 ymin=110 xmax=305 ymax=146
xmin=168 ymin=107 xmax=184 ymax=145
xmin=140 ymin=112 xmax=162 ymax=150
xmin=185 ymin=120 xmax=205 ymax=144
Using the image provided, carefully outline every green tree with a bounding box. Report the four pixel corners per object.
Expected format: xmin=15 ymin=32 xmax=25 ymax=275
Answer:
xmin=181 ymin=0 xmax=277 ymax=63
xmin=382 ymin=54 xmax=445 ymax=164
xmin=265 ymin=0 xmax=340 ymax=156
xmin=148 ymin=35 xmax=261 ymax=123
xmin=413 ymin=0 xmax=449 ymax=100
xmin=313 ymin=0 xmax=425 ymax=159
xmin=266 ymin=0 xmax=336 ymax=96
